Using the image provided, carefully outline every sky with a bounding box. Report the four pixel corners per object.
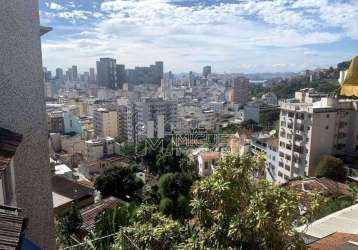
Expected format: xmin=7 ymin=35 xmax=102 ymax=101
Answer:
xmin=39 ymin=0 xmax=358 ymax=74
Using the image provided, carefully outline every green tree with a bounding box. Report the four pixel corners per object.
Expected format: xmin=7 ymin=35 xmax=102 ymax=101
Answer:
xmin=155 ymin=143 xmax=194 ymax=174
xmin=157 ymin=172 xmax=193 ymax=220
xmin=315 ymin=155 xmax=347 ymax=182
xmin=95 ymin=203 xmax=137 ymax=249
xmin=112 ymin=205 xmax=184 ymax=250
xmin=95 ymin=166 xmax=144 ymax=201
xmin=56 ymin=203 xmax=83 ymax=246
xmin=337 ymin=60 xmax=351 ymax=70
xmin=188 ymin=154 xmax=323 ymax=249
xmin=108 ymin=154 xmax=324 ymax=250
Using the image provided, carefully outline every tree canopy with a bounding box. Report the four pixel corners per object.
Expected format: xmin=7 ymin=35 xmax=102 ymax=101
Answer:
xmin=95 ymin=166 xmax=144 ymax=201
xmin=315 ymin=155 xmax=347 ymax=182
xmin=106 ymin=154 xmax=323 ymax=249
xmin=56 ymin=203 xmax=83 ymax=246
xmin=158 ymin=172 xmax=193 ymax=220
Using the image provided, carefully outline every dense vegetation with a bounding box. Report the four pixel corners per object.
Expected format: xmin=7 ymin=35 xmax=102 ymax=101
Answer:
xmin=95 ymin=166 xmax=144 ymax=201
xmin=315 ymin=155 xmax=347 ymax=182
xmin=252 ymin=78 xmax=340 ymax=99
xmin=92 ymin=154 xmax=323 ymax=249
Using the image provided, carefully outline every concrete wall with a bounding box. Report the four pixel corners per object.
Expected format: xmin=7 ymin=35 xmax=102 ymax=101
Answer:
xmin=0 ymin=1 xmax=55 ymax=248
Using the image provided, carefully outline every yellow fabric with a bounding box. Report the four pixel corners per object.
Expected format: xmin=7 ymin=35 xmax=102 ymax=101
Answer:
xmin=341 ymin=56 xmax=358 ymax=97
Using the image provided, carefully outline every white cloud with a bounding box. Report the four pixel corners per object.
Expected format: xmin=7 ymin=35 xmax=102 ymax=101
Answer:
xmin=46 ymin=2 xmax=65 ymax=11
xmin=41 ymin=0 xmax=358 ymax=73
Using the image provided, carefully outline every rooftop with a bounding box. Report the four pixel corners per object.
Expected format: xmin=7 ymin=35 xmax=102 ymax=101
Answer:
xmin=52 ymin=175 xmax=94 ymax=201
xmin=296 ymin=204 xmax=358 ymax=238
xmin=0 ymin=206 xmax=25 ymax=250
xmin=80 ymin=196 xmax=126 ymax=232
xmin=308 ymin=232 xmax=358 ymax=250
xmin=199 ymin=152 xmax=221 ymax=161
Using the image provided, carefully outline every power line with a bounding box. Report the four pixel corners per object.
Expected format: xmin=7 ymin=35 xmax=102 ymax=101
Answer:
xmin=64 ymin=230 xmax=140 ymax=250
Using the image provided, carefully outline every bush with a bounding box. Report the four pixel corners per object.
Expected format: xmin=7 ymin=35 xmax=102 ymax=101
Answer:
xmin=315 ymin=155 xmax=347 ymax=182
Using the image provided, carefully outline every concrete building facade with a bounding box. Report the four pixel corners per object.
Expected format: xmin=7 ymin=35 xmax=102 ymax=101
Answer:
xmin=93 ymin=108 xmax=119 ymax=139
xmin=229 ymin=77 xmax=251 ymax=106
xmin=277 ymin=89 xmax=358 ymax=183
xmin=0 ymin=1 xmax=55 ymax=248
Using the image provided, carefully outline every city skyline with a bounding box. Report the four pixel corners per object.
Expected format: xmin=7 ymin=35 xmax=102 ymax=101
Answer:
xmin=40 ymin=0 xmax=358 ymax=73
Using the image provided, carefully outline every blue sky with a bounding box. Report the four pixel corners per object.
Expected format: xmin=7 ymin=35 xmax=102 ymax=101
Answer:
xmin=39 ymin=0 xmax=358 ymax=74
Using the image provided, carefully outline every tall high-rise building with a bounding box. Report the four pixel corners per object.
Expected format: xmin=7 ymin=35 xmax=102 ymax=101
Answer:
xmin=203 ymin=65 xmax=212 ymax=78
xmin=89 ymin=67 xmax=96 ymax=83
xmin=0 ymin=1 xmax=55 ymax=248
xmin=229 ymin=77 xmax=251 ymax=106
xmin=125 ymin=61 xmax=164 ymax=85
xmin=72 ymin=65 xmax=78 ymax=81
xmin=55 ymin=67 xmax=64 ymax=81
xmin=96 ymin=58 xmax=117 ymax=89
xmin=43 ymin=67 xmax=52 ymax=82
xmin=155 ymin=61 xmax=164 ymax=83
xmin=66 ymin=68 xmax=73 ymax=82
xmin=116 ymin=64 xmax=126 ymax=89
xmin=277 ymin=89 xmax=358 ymax=183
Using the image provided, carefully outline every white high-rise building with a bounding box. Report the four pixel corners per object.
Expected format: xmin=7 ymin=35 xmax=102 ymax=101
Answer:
xmin=277 ymin=88 xmax=358 ymax=183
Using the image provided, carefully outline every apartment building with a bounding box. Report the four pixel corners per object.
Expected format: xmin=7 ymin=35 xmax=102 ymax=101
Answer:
xmin=277 ymin=89 xmax=358 ymax=183
xmin=127 ymin=98 xmax=177 ymax=142
xmin=250 ymin=134 xmax=279 ymax=182
xmin=228 ymin=77 xmax=251 ymax=106
xmin=85 ymin=137 xmax=115 ymax=161
xmin=93 ymin=108 xmax=119 ymax=139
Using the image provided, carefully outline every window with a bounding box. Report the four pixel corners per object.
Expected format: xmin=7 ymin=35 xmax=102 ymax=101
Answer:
xmin=278 ymin=171 xmax=283 ymax=177
xmin=355 ymin=145 xmax=358 ymax=151
xmin=279 ymin=162 xmax=284 ymax=167
xmin=292 ymin=167 xmax=300 ymax=174
xmin=294 ymin=146 xmax=303 ymax=154
xmin=279 ymin=151 xmax=284 ymax=157
xmin=295 ymin=135 xmax=303 ymax=141
xmin=286 ymin=144 xmax=292 ymax=150
xmin=204 ymin=162 xmax=209 ymax=169
xmin=280 ymin=141 xmax=285 ymax=147
xmin=285 ymin=154 xmax=291 ymax=161
xmin=287 ymin=134 xmax=293 ymax=139
xmin=326 ymin=114 xmax=330 ymax=118
xmin=285 ymin=164 xmax=290 ymax=171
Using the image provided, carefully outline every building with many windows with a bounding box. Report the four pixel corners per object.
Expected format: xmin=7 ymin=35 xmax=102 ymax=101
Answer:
xmin=127 ymin=98 xmax=177 ymax=142
xmin=277 ymin=89 xmax=358 ymax=183
xmin=93 ymin=108 xmax=119 ymax=139
xmin=228 ymin=77 xmax=251 ymax=106
xmin=96 ymin=58 xmax=117 ymax=89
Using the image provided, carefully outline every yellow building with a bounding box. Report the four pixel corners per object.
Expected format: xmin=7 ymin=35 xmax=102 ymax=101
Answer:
xmin=340 ymin=56 xmax=358 ymax=97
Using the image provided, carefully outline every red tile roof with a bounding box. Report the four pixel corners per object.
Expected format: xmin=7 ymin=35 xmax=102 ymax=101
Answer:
xmin=80 ymin=196 xmax=126 ymax=232
xmin=200 ymin=152 xmax=221 ymax=161
xmin=309 ymin=232 xmax=358 ymax=250
xmin=0 ymin=209 xmax=25 ymax=249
